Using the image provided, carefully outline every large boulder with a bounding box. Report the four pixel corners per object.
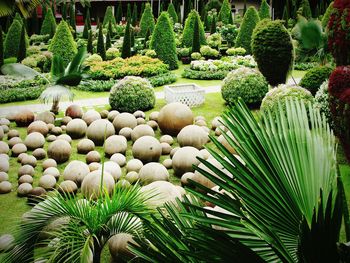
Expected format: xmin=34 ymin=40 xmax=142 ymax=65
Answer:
xmin=24 ymin=132 xmax=45 ymax=150
xmin=66 ymin=104 xmax=84 ymax=119
xmin=66 ymin=119 xmax=87 ymax=139
xmin=17 ymin=183 xmax=33 ymax=197
xmin=177 ymin=125 xmax=209 ymax=149
xmin=105 ymin=135 xmax=127 ymax=156
xmin=81 ymin=170 xmax=115 ymax=199
xmin=42 ymin=158 xmax=57 ymax=170
xmin=87 ymin=119 xmax=115 ymax=145
xmin=110 ymin=153 xmax=126 ymax=167
xmin=7 ymin=129 xmax=20 ymax=139
xmin=35 ymin=111 xmax=55 ymax=124
xmin=63 ymin=161 xmax=90 ymax=184
xmin=47 ymin=139 xmax=72 ymax=163
xmin=172 ymin=146 xmax=203 ymax=177
xmin=132 ymin=136 xmax=162 ymax=164
xmin=18 ymin=164 xmax=35 ymax=176
xmin=14 ymin=110 xmax=35 ymax=127
xmin=139 ymin=162 xmax=169 ymax=184
xmin=11 ymin=143 xmax=26 ymax=156
xmin=28 ymin=120 xmax=49 ymax=136
xmin=131 ymin=125 xmax=155 ymax=142
xmin=32 ymin=148 xmax=46 ymax=160
xmin=112 ymin=113 xmax=137 ymax=133
xmin=82 ymin=110 xmax=101 ymax=125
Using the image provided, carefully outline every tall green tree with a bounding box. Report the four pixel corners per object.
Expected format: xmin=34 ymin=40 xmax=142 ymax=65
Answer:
xmin=132 ymin=3 xmax=138 ymax=26
xmin=62 ymin=1 xmax=67 ymax=20
xmin=17 ymin=23 xmax=26 ymax=62
xmin=192 ymin=14 xmax=201 ymax=53
xmin=115 ymin=1 xmax=122 ymax=23
xmin=243 ymin=0 xmax=247 ymax=15
xmin=139 ymin=3 xmax=155 ymax=37
xmin=182 ymin=10 xmax=206 ymax=47
xmin=167 ymin=2 xmax=178 ymax=24
xmin=4 ymin=19 xmax=22 ymax=58
xmin=210 ymin=15 xmax=217 ymax=34
xmin=259 ymin=0 xmax=270 ymax=19
xmin=69 ymin=2 xmax=76 ymax=36
xmin=40 ymin=8 xmax=56 ymax=37
xmin=82 ymin=19 xmax=89 ymax=39
xmin=218 ymin=0 xmax=232 ymax=24
xmin=121 ymin=21 xmax=131 ymax=59
xmin=127 ymin=3 xmax=132 ymax=21
xmin=0 ymin=26 xmax=3 ymax=67
xmin=106 ymin=22 xmax=112 ymax=49
xmin=87 ymin=29 xmax=93 ymax=54
xmin=97 ymin=24 xmax=106 ymax=60
xmin=86 ymin=8 xmax=91 ymax=29
xmin=103 ymin=6 xmax=116 ymax=28
xmin=150 ymin=12 xmax=178 ymax=70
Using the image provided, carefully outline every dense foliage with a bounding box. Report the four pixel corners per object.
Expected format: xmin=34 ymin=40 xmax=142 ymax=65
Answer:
xmin=218 ymin=0 xmax=232 ymax=24
xmin=139 ymin=3 xmax=155 ymax=37
xmin=298 ymin=0 xmax=312 ymax=19
xmin=40 ymin=8 xmax=56 ymax=38
xmin=103 ymin=6 xmax=117 ymax=28
xmin=97 ymin=25 xmax=106 ymax=60
xmin=322 ymin=1 xmax=334 ymax=28
xmin=167 ymin=3 xmax=178 ymax=24
xmin=109 ymin=76 xmax=155 ymax=112
xmin=259 ymin=0 xmax=270 ymax=19
xmin=299 ymin=65 xmax=333 ymax=95
xmin=314 ymin=80 xmax=332 ymax=127
xmin=4 ymin=19 xmax=22 ymax=58
xmin=182 ymin=10 xmax=206 ymax=47
xmin=17 ymin=24 xmax=26 ymax=62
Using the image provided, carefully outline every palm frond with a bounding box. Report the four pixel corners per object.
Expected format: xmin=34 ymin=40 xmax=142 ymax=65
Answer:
xmin=65 ymin=47 xmax=87 ymax=75
xmin=40 ymin=84 xmax=74 ymax=104
xmin=0 ymin=0 xmax=40 ymax=18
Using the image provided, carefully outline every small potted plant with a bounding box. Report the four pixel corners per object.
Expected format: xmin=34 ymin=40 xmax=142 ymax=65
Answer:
xmin=179 ymin=48 xmax=191 ymax=64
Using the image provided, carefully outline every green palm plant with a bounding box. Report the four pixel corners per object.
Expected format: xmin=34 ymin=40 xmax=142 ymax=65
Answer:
xmin=131 ymin=99 xmax=347 ymax=262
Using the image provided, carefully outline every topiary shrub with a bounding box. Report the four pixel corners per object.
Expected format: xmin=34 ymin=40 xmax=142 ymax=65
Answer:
xmin=97 ymin=24 xmax=106 ymax=60
xmin=252 ymin=20 xmax=294 ymax=86
xmin=49 ymin=20 xmax=77 ymax=67
xmin=17 ymin=24 xmax=26 ymax=62
xmin=132 ymin=3 xmax=138 ymax=26
xmin=221 ymin=67 xmax=269 ymax=106
xmin=226 ymin=47 xmax=246 ymax=56
xmin=4 ymin=19 xmax=22 ymax=58
xmin=167 ymin=3 xmax=178 ymax=24
xmin=322 ymin=2 xmax=334 ymax=28
xmin=314 ymin=80 xmax=332 ymax=127
xmin=182 ymin=10 xmax=206 ymax=47
xmin=0 ymin=27 xmax=3 ymax=67
xmin=218 ymin=0 xmax=232 ymax=24
xmin=103 ymin=6 xmax=117 ymax=28
xmin=150 ymin=12 xmax=178 ymax=70
xmin=140 ymin=3 xmax=155 ymax=37
xmin=109 ymin=76 xmax=156 ymax=113
xmin=261 ymin=84 xmax=314 ymax=116
xmin=235 ymin=6 xmax=260 ymax=54
xmin=298 ymin=0 xmax=312 ymax=19
xmin=259 ymin=0 xmax=270 ymax=20
xmin=299 ymin=66 xmax=333 ymax=96
xmin=40 ymin=8 xmax=56 ymax=38
xmin=121 ymin=21 xmax=131 ymax=59
xmin=192 ymin=14 xmax=201 ymax=53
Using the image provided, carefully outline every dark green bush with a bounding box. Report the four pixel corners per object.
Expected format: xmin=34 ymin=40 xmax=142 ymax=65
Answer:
xmin=251 ymin=20 xmax=294 ymax=86
xmin=167 ymin=3 xmax=178 ymax=24
xmin=109 ymin=76 xmax=155 ymax=112
xmin=132 ymin=3 xmax=138 ymax=26
xmin=17 ymin=24 xmax=26 ymax=62
xmin=69 ymin=3 xmax=76 ymax=35
xmin=49 ymin=20 xmax=77 ymax=67
xmin=87 ymin=30 xmax=93 ymax=54
xmin=218 ymin=0 xmax=233 ymax=24
xmin=115 ymin=2 xmax=122 ymax=23
xmin=121 ymin=21 xmax=131 ymax=59
xmin=192 ymin=15 xmax=201 ymax=53
xmin=150 ymin=12 xmax=178 ymax=70
xmin=76 ymin=79 xmax=116 ymax=92
xmin=40 ymin=8 xmax=56 ymax=38
xmin=235 ymin=6 xmax=260 ymax=54
xmin=82 ymin=19 xmax=89 ymax=39
xmin=97 ymin=24 xmax=106 ymax=60
xmin=182 ymin=10 xmax=206 ymax=47
xmin=147 ymin=72 xmax=177 ymax=87
xmin=4 ymin=19 xmax=22 ymax=58
xmin=182 ymin=68 xmax=228 ymax=80
xmin=259 ymin=0 xmax=270 ymax=20
xmin=299 ymin=66 xmax=333 ymax=96
xmin=140 ymin=3 xmax=155 ymax=37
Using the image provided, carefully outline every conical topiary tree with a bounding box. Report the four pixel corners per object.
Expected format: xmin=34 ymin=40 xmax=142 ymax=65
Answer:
xmin=82 ymin=19 xmax=89 ymax=39
xmin=259 ymin=0 xmax=270 ymax=20
xmin=86 ymin=8 xmax=91 ymax=29
xmin=127 ymin=3 xmax=132 ymax=21
xmin=17 ymin=24 xmax=26 ymax=62
xmin=106 ymin=22 xmax=112 ymax=49
xmin=252 ymin=20 xmax=294 ymax=86
xmin=69 ymin=2 xmax=76 ymax=36
xmin=192 ymin=14 xmax=201 ymax=53
xmin=182 ymin=10 xmax=206 ymax=47
xmin=97 ymin=24 xmax=106 ymax=60
xmin=150 ymin=12 xmax=178 ymax=70
xmin=132 ymin=3 xmax=138 ymax=26
xmin=140 ymin=3 xmax=155 ymax=37
xmin=0 ymin=27 xmax=3 ymax=67
xmin=144 ymin=28 xmax=150 ymax=49
xmin=49 ymin=20 xmax=77 ymax=67
xmin=4 ymin=19 xmax=22 ymax=58
xmin=243 ymin=0 xmax=247 ymax=15
xmin=167 ymin=3 xmax=178 ymax=24
xmin=298 ymin=0 xmax=312 ymax=19
xmin=103 ymin=6 xmax=116 ymax=28
xmin=218 ymin=0 xmax=232 ymax=24
xmin=115 ymin=1 xmax=122 ymax=23
xmin=62 ymin=1 xmax=67 ymax=20
xmin=87 ymin=29 xmax=93 ymax=54
xmin=235 ymin=6 xmax=260 ymax=54
xmin=282 ymin=5 xmax=289 ymax=27
xmin=130 ymin=27 xmax=135 ymax=48
xmin=121 ymin=21 xmax=131 ymax=59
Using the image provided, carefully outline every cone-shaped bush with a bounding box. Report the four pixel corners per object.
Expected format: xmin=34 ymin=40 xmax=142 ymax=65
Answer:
xmin=106 ymin=31 xmax=112 ymax=50
xmin=151 ymin=12 xmax=178 ymax=70
xmin=86 ymin=8 xmax=91 ymax=29
xmin=132 ymin=3 xmax=138 ymax=26
xmin=144 ymin=28 xmax=150 ymax=49
xmin=4 ymin=19 xmax=22 ymax=58
xmin=49 ymin=20 xmax=77 ymax=67
xmin=218 ymin=0 xmax=232 ymax=24
xmin=282 ymin=5 xmax=289 ymax=27
xmin=167 ymin=3 xmax=178 ymax=24
xmin=140 ymin=3 xmax=155 ymax=37
xmin=235 ymin=6 xmax=260 ymax=54
xmin=0 ymin=27 xmax=3 ymax=67
xmin=243 ymin=0 xmax=247 ymax=15
xmin=182 ymin=10 xmax=206 ymax=47
xmin=17 ymin=24 xmax=26 ymax=62
xmin=40 ymin=8 xmax=56 ymax=37
xmin=259 ymin=0 xmax=270 ymax=20
xmin=299 ymin=0 xmax=312 ymax=19
xmin=115 ymin=2 xmax=122 ymax=23
xmin=121 ymin=21 xmax=131 ymax=59
xmin=87 ymin=30 xmax=93 ymax=54
xmin=70 ymin=3 xmax=76 ymax=34
xmin=252 ymin=20 xmax=294 ymax=86
xmin=82 ymin=19 xmax=89 ymax=39
xmin=192 ymin=15 xmax=201 ymax=53
xmin=97 ymin=24 xmax=106 ymax=60
xmin=127 ymin=3 xmax=132 ymax=21
xmin=103 ymin=6 xmax=116 ymax=28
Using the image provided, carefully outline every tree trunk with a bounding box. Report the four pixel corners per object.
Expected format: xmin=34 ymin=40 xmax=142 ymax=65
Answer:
xmin=93 ymin=243 xmax=103 ymax=263
xmin=50 ymin=99 xmax=59 ymax=115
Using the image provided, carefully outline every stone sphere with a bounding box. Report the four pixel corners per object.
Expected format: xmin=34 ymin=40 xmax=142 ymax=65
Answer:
xmin=21 ymin=155 xmax=37 ymax=167
xmin=149 ymin=111 xmax=159 ymax=122
xmin=11 ymin=143 xmax=26 ymax=156
xmin=109 ymin=233 xmax=136 ymax=261
xmin=195 ymin=119 xmax=207 ymax=127
xmin=217 ymin=132 xmax=237 ymax=154
xmin=35 ymin=111 xmax=55 ymax=124
xmin=81 ymin=170 xmax=115 ymax=199
xmin=89 ymin=162 xmax=101 ymax=172
xmin=8 ymin=137 xmax=22 ymax=148
xmin=99 ymin=161 xmax=121 ymax=181
xmin=63 ymin=160 xmax=90 ymax=184
xmin=66 ymin=105 xmax=83 ymax=119
xmin=28 ymin=121 xmax=49 ymax=136
xmin=126 ymin=159 xmax=143 ymax=172
xmin=32 ymin=148 xmax=46 ymax=160
xmin=39 ymin=174 xmax=56 ymax=189
xmin=0 ymin=154 xmax=8 ymax=160
xmin=162 ymin=159 xmax=172 ymax=169
xmin=56 ymin=134 xmax=72 ymax=144
xmin=125 ymin=171 xmax=139 ymax=184
xmin=18 ymin=174 xmax=33 ymax=184
xmin=86 ymin=151 xmax=101 ymax=164
xmin=108 ymin=110 xmax=119 ymax=122
xmin=47 ymin=139 xmax=72 ymax=163
xmin=0 ymin=181 xmax=12 ymax=194
xmin=177 ymin=125 xmax=209 ymax=149
xmin=131 ymin=124 xmax=155 ymax=142
xmin=0 ymin=127 xmax=4 ymax=140
xmin=110 ymin=153 xmax=126 ymax=167
xmin=17 ymin=183 xmax=33 ymax=197
xmin=136 ymin=118 xmax=146 ymax=125
xmin=61 ymin=125 xmax=66 ymax=131
xmin=58 ymin=180 xmax=78 ymax=194
xmin=0 ymin=158 xmax=9 ymax=172
xmin=147 ymin=120 xmax=158 ymax=130
xmin=50 ymin=126 xmax=62 ymax=135
xmin=0 ymin=141 xmax=9 ymax=154
xmin=1 ymin=125 xmax=8 ymax=134
xmin=132 ymin=136 xmax=162 ymax=163
xmin=46 ymin=135 xmax=56 ymax=142
xmin=17 ymin=153 xmax=27 ymax=163
xmin=14 ymin=110 xmax=35 ymax=127
xmin=116 ymin=179 xmax=131 ymax=188
xmin=28 ymin=187 xmax=46 ymax=198
xmin=134 ymin=110 xmax=146 ymax=118
xmin=0 ymin=234 xmax=14 ymax=252
xmin=112 ymin=113 xmax=137 ymax=133
xmin=172 ymin=146 xmax=203 ymax=177
xmin=158 ymin=103 xmax=194 ymax=136
xmin=87 ymin=119 xmax=115 ymax=145
xmin=61 ymin=116 xmax=72 ymax=125
xmin=24 ymin=132 xmax=45 ymax=150
xmin=105 ymin=135 xmax=127 ymax=156
xmin=42 ymin=158 xmax=57 ymax=170
xmin=0 ymin=118 xmax=10 ymax=126
xmin=0 ymin=172 xmax=9 ymax=182
xmin=77 ymin=139 xmax=95 ymax=154
xmin=200 ymin=149 xmax=211 ymax=160
xmin=181 ymin=172 xmax=196 ymax=186
xmin=100 ymin=110 xmax=109 ymax=119
xmin=160 ymin=135 xmax=174 ymax=145
xmin=119 ymin=127 xmax=132 ymax=140
xmin=161 ymin=142 xmax=172 ymax=155
xmin=82 ymin=110 xmax=101 ymax=125
xmin=170 ymin=147 xmax=179 ymax=158
xmin=66 ymin=119 xmax=87 ymax=139
xmin=7 ymin=129 xmax=20 ymax=139
xmin=18 ymin=164 xmax=35 ymax=176
xmin=47 ymin=123 xmax=54 ymax=131
xmin=43 ymin=167 xmax=60 ymax=180
xmin=211 ymin=117 xmax=223 ymax=130
xmin=139 ymin=162 xmax=169 ymax=184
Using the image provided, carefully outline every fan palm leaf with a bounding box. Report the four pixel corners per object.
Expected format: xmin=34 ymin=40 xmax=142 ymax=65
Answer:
xmin=40 ymin=84 xmax=74 ymax=104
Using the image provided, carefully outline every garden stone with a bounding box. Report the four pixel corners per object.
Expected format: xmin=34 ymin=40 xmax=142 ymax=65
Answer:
xmin=66 ymin=119 xmax=87 ymax=139
xmin=14 ymin=110 xmax=35 ymax=127
xmin=105 ymin=135 xmax=127 ymax=156
xmin=61 ymin=116 xmax=72 ymax=125
xmin=57 ymin=134 xmax=72 ymax=144
xmin=86 ymin=151 xmax=101 ymax=164
xmin=110 ymin=153 xmax=126 ymax=167
xmin=82 ymin=110 xmax=101 ymax=125
xmin=88 ymin=162 xmax=101 ymax=172
xmin=32 ymin=148 xmax=46 ymax=160
xmin=24 ymin=132 xmax=45 ymax=150
xmin=118 ymin=127 xmax=132 ymax=140
xmin=0 ymin=158 xmax=9 ymax=173
xmin=18 ymin=174 xmax=34 ymax=184
xmin=35 ymin=111 xmax=55 ymax=124
xmin=125 ymin=171 xmax=139 ymax=184
xmin=0 ymin=141 xmax=9 ymax=154
xmin=0 ymin=234 xmax=14 ymax=252
xmin=172 ymin=146 xmax=203 ymax=176
xmin=112 ymin=113 xmax=137 ymax=133
xmin=147 ymin=120 xmax=158 ymax=130
xmin=126 ymin=159 xmax=143 ymax=173
xmin=87 ymin=119 xmax=115 ymax=145
xmin=50 ymin=126 xmax=62 ymax=135
xmin=159 ymin=135 xmax=174 ymax=145
xmin=66 ymin=104 xmax=83 ymax=119
xmin=43 ymin=167 xmax=60 ymax=180
xmin=47 ymin=135 xmax=56 ymax=142
xmin=18 ymin=165 xmax=35 ymax=176
xmin=42 ymin=158 xmax=57 ymax=170
xmin=63 ymin=161 xmax=90 ymax=184
xmin=162 ymin=159 xmax=172 ymax=169
xmin=139 ymin=162 xmax=169 ymax=184
xmin=21 ymin=155 xmax=37 ymax=167
xmin=0 ymin=181 xmax=12 ymax=194
xmin=27 ymin=121 xmax=49 ymax=136
xmin=161 ymin=142 xmax=172 ymax=155
xmin=17 ymin=183 xmax=33 ymax=197
xmin=8 ymin=137 xmax=22 ymax=148
xmin=48 ymin=139 xmax=71 ymax=163
xmin=77 ymin=139 xmax=95 ymax=154
xmin=11 ymin=143 xmax=27 ymax=156
xmin=99 ymin=161 xmax=121 ymax=181
xmin=0 ymin=172 xmax=9 ymax=182
xmin=39 ymin=174 xmax=56 ymax=190
xmin=7 ymin=129 xmax=20 ymax=139
xmin=107 ymin=110 xmax=119 ymax=122
xmin=59 ymin=180 xmax=78 ymax=194
xmin=81 ymin=170 xmax=114 ymax=199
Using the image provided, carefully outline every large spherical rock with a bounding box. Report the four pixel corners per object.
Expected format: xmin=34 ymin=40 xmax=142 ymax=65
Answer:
xmin=17 ymin=153 xmax=28 ymax=163
xmin=35 ymin=111 xmax=55 ymax=124
xmin=39 ymin=174 xmax=56 ymax=189
xmin=139 ymin=163 xmax=169 ymax=184
xmin=159 ymin=135 xmax=174 ymax=145
xmin=132 ymin=136 xmax=162 ymax=163
xmin=77 ymin=139 xmax=95 ymax=154
xmin=66 ymin=104 xmax=84 ymax=119
xmin=66 ymin=119 xmax=87 ymax=139
xmin=125 ymin=171 xmax=139 ymax=184
xmin=161 ymin=142 xmax=172 ymax=155
xmin=14 ymin=110 xmax=35 ymax=127
xmin=0 ymin=158 xmax=9 ymax=173
xmin=105 ymin=135 xmax=127 ymax=156
xmin=147 ymin=120 xmax=158 ymax=130
xmin=158 ymin=103 xmax=194 ymax=136
xmin=0 ymin=172 xmax=8 ymax=182
xmin=99 ymin=161 xmax=121 ymax=181
xmin=17 ymin=183 xmax=33 ymax=197
xmin=28 ymin=187 xmax=46 ymax=199
xmin=131 ymin=124 xmax=155 ymax=142
xmin=28 ymin=121 xmax=49 ymax=136
xmin=56 ymin=134 xmax=72 ymax=144
xmin=46 ymin=135 xmax=56 ymax=142
xmin=110 ymin=153 xmax=126 ymax=167
xmin=177 ymin=125 xmax=209 ymax=149
xmin=81 ymin=170 xmax=115 ymax=199
xmin=7 ymin=129 xmax=20 ymax=139
xmin=119 ymin=127 xmax=132 ymax=140
xmin=112 ymin=113 xmax=137 ymax=133
xmin=58 ymin=180 xmax=78 ymax=194
xmin=32 ymin=148 xmax=46 ymax=160
xmin=63 ymin=161 xmax=90 ymax=184
xmin=18 ymin=174 xmax=33 ymax=184
xmin=0 ymin=234 xmax=14 ymax=252
xmin=126 ymin=159 xmax=143 ymax=172
xmin=18 ymin=164 xmax=34 ymax=176
xmin=21 ymin=155 xmax=37 ymax=167
xmin=108 ymin=110 xmax=119 ymax=122
xmin=86 ymin=151 xmax=101 ymax=164
xmin=89 ymin=162 xmax=101 ymax=172
xmin=162 ymin=159 xmax=172 ymax=169
xmin=172 ymin=146 xmax=203 ymax=177
xmin=43 ymin=167 xmax=60 ymax=180
xmin=47 ymin=139 xmax=72 ymax=163
xmin=8 ymin=137 xmax=22 ymax=148
xmin=24 ymin=132 xmax=45 ymax=150
xmin=11 ymin=143 xmax=26 ymax=156
xmin=0 ymin=181 xmax=12 ymax=194
xmin=87 ymin=119 xmax=115 ymax=145
xmin=42 ymin=158 xmax=57 ymax=170
xmin=109 ymin=233 xmax=136 ymax=261
xmin=0 ymin=141 xmax=9 ymax=154
xmin=0 ymin=118 xmax=10 ymax=126
xmin=82 ymin=110 xmax=101 ymax=125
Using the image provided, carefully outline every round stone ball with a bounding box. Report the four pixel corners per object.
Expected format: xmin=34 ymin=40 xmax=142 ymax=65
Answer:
xmin=105 ymin=135 xmax=127 ymax=156
xmin=21 ymin=155 xmax=37 ymax=167
xmin=119 ymin=127 xmax=132 ymax=140
xmin=162 ymin=159 xmax=172 ymax=169
xmin=46 ymin=135 xmax=56 ymax=142
xmin=131 ymin=124 xmax=155 ymax=142
xmin=11 ymin=143 xmax=27 ymax=156
xmin=136 ymin=118 xmax=146 ymax=125
xmin=132 ymin=136 xmax=162 ymax=164
xmin=199 ymin=149 xmax=211 ymax=160
xmin=63 ymin=160 xmax=90 ymax=184
xmin=35 ymin=111 xmax=55 ymax=124
xmin=100 ymin=110 xmax=109 ymax=119
xmin=159 ymin=135 xmax=174 ymax=145
xmin=110 ymin=153 xmax=126 ymax=167
xmin=161 ymin=142 xmax=172 ymax=155
xmin=82 ymin=110 xmax=101 ymax=125
xmin=14 ymin=110 xmax=35 ymax=127
xmin=77 ymin=139 xmax=95 ymax=154
xmin=87 ymin=119 xmax=115 ymax=146
xmin=27 ymin=121 xmax=49 ymax=136
xmin=0 ymin=118 xmax=10 ymax=126
xmin=89 ymin=162 xmax=101 ymax=172
xmin=99 ymin=161 xmax=122 ymax=181
xmin=0 ymin=172 xmax=9 ymax=182
xmin=66 ymin=104 xmax=84 ymax=119
xmin=66 ymin=119 xmax=87 ymax=139
xmin=125 ymin=171 xmax=139 ymax=184
xmin=58 ymin=180 xmax=78 ymax=194
xmin=50 ymin=126 xmax=62 ymax=135
xmin=39 ymin=174 xmax=56 ymax=190
xmin=170 ymin=147 xmax=179 ymax=158
xmin=56 ymin=134 xmax=72 ymax=144
xmin=43 ymin=167 xmax=60 ymax=180
xmin=108 ymin=110 xmax=119 ymax=122
xmin=86 ymin=151 xmax=101 ymax=164
xmin=139 ymin=162 xmax=169 ymax=184
xmin=17 ymin=183 xmax=33 ymax=197
xmin=134 ymin=110 xmax=146 ymax=118
xmin=47 ymin=139 xmax=72 ymax=163
xmin=172 ymin=146 xmax=203 ymax=177
xmin=112 ymin=113 xmax=137 ymax=133
xmin=7 ymin=129 xmax=20 ymax=139
xmin=0 ymin=141 xmax=9 ymax=154
xmin=8 ymin=137 xmax=22 ymax=148
xmin=18 ymin=174 xmax=33 ymax=184
xmin=24 ymin=132 xmax=45 ymax=150
xmin=147 ymin=120 xmax=158 ymax=130
xmin=0 ymin=158 xmax=9 ymax=173
xmin=32 ymin=148 xmax=46 ymax=160
xmin=0 ymin=127 xmax=4 ymax=141
xmin=81 ymin=170 xmax=115 ymax=199
xmin=17 ymin=152 xmax=28 ymax=163
xmin=42 ymin=158 xmax=57 ymax=170
xmin=61 ymin=116 xmax=72 ymax=126
xmin=109 ymin=233 xmax=136 ymax=261
xmin=177 ymin=125 xmax=209 ymax=150
xmin=181 ymin=172 xmax=196 ymax=186
xmin=149 ymin=111 xmax=159 ymax=122
xmin=28 ymin=187 xmax=46 ymax=198
xmin=0 ymin=154 xmax=8 ymax=161
xmin=0 ymin=181 xmax=12 ymax=194
xmin=18 ymin=164 xmax=35 ymax=176
xmin=126 ymin=159 xmax=143 ymax=173
xmin=0 ymin=234 xmax=14 ymax=252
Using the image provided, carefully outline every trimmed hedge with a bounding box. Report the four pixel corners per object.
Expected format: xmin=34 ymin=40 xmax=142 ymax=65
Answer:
xmin=40 ymin=8 xmax=56 ymax=38
xmin=182 ymin=68 xmax=228 ymax=80
xmin=76 ymin=79 xmax=116 ymax=92
xmin=148 ymin=72 xmax=177 ymax=87
xmin=140 ymin=3 xmax=155 ymax=37
xmin=4 ymin=19 xmax=22 ymax=58
xmin=299 ymin=66 xmax=333 ymax=96
xmin=182 ymin=10 xmax=206 ymax=47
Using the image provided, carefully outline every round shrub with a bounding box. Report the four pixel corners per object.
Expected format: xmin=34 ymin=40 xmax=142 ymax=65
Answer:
xmin=84 ymin=54 xmax=103 ymax=66
xmin=109 ymin=76 xmax=155 ymax=113
xmin=260 ymin=84 xmax=314 ymax=116
xmin=252 ymin=20 xmax=294 ymax=86
xmin=4 ymin=19 xmax=22 ymax=58
xmin=299 ymin=66 xmax=333 ymax=96
xmin=226 ymin=47 xmax=246 ymax=56
xmin=182 ymin=10 xmax=206 ymax=48
xmin=221 ymin=67 xmax=269 ymax=106
xmin=314 ymin=80 xmax=332 ymax=127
